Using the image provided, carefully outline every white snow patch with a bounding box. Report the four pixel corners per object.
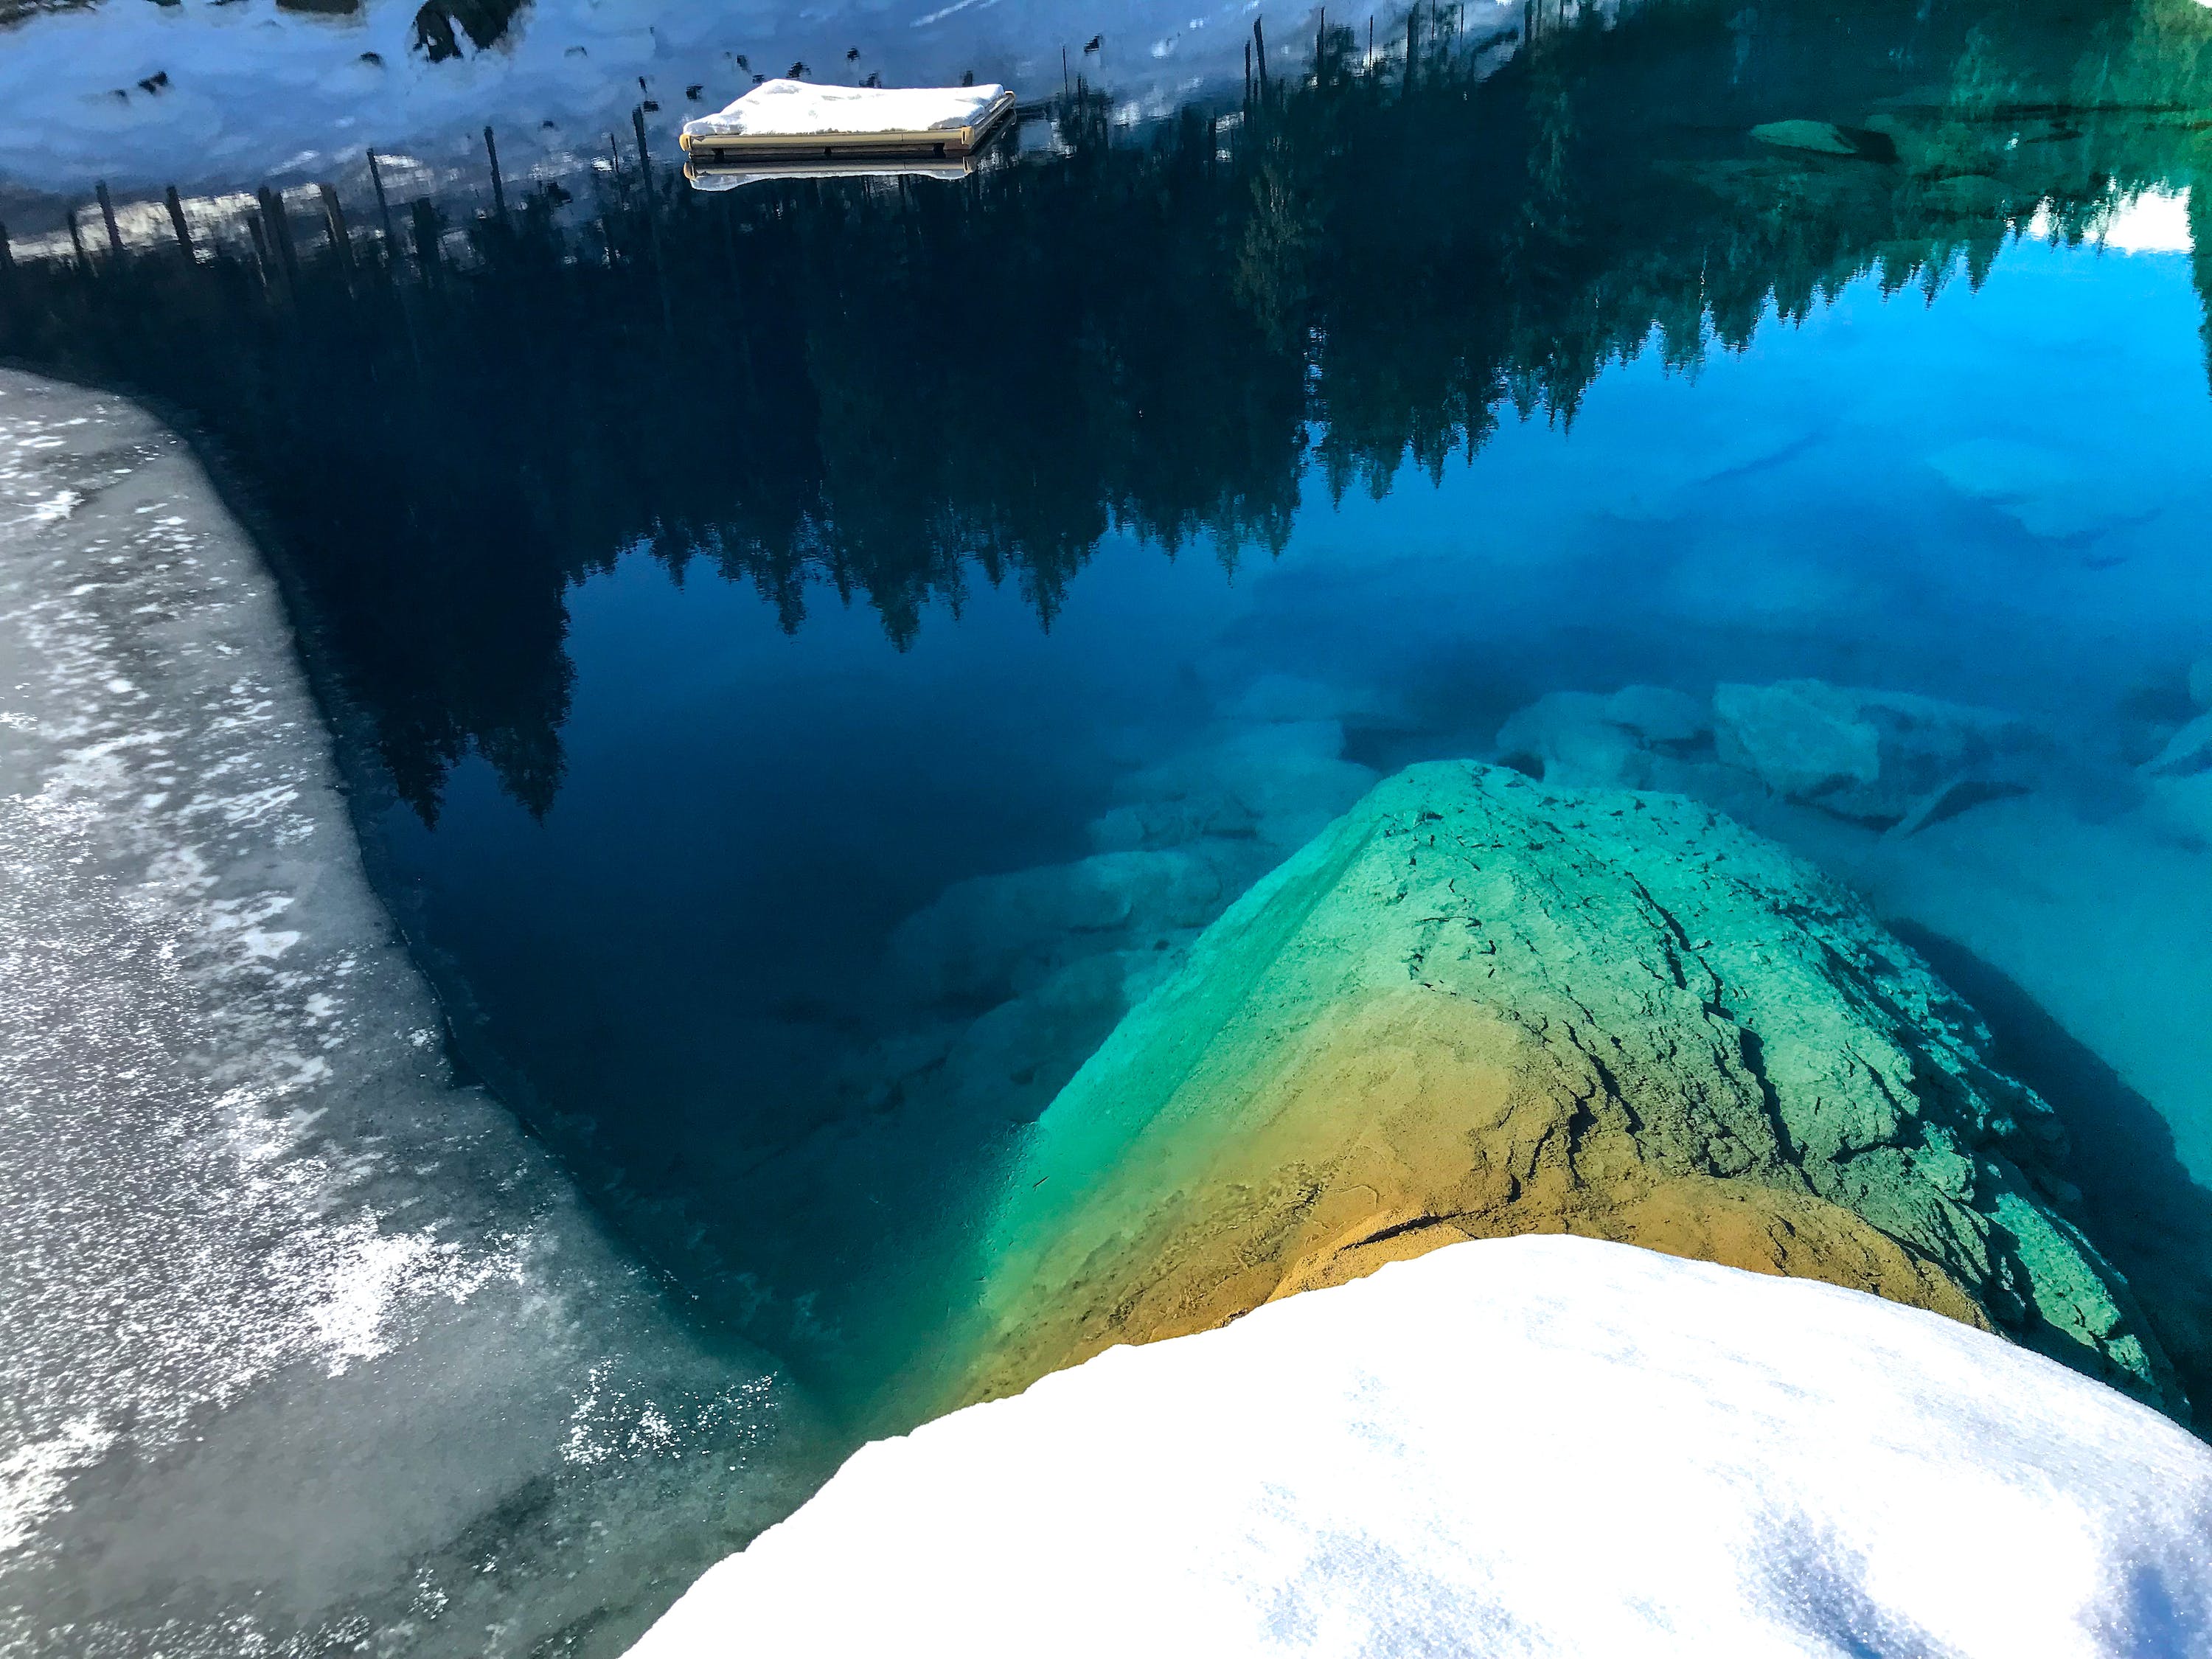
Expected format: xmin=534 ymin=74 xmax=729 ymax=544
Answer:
xmin=630 ymin=1235 xmax=2212 ymax=1659
xmin=684 ymin=77 xmax=1004 ymax=140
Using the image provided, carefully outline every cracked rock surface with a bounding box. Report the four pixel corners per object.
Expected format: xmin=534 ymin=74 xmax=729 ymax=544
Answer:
xmin=946 ymin=762 xmax=2179 ymax=1416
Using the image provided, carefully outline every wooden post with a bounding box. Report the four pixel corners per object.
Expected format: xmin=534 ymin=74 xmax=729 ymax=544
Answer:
xmin=484 ymin=125 xmax=507 ymax=219
xmin=367 ymin=149 xmax=394 ymax=250
xmin=411 ymin=197 xmax=440 ymax=270
xmin=318 ymin=182 xmax=352 ymax=262
xmin=259 ymin=186 xmax=300 ymax=285
xmin=633 ymin=105 xmax=672 ymax=337
xmin=164 ymin=185 xmax=195 ymax=260
xmin=97 ymin=181 xmax=124 ymax=254
xmin=1253 ymin=17 xmax=1268 ymax=88
xmin=246 ymin=208 xmax=271 ymax=288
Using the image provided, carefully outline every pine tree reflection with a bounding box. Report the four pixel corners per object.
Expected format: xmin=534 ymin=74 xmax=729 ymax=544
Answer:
xmin=1 ymin=0 xmax=2202 ymax=827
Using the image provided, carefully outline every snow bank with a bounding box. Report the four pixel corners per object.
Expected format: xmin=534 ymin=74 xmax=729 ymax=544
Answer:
xmin=0 ymin=371 xmax=824 ymax=1655
xmin=629 ymin=1234 xmax=2212 ymax=1659
xmin=684 ymin=79 xmax=1006 ymax=141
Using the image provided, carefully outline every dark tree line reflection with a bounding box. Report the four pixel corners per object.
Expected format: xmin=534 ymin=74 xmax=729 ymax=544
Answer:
xmin=2 ymin=0 xmax=2207 ymax=824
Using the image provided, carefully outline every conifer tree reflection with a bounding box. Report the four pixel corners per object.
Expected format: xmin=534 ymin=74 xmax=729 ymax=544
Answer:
xmin=1 ymin=0 xmax=2204 ymax=834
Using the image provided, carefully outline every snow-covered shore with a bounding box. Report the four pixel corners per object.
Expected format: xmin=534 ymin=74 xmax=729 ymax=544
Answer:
xmin=630 ymin=1234 xmax=2212 ymax=1658
xmin=0 ymin=371 xmax=824 ymax=1655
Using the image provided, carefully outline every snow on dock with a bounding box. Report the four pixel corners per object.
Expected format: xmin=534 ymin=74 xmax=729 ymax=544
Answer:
xmin=680 ymin=79 xmax=1015 ymax=162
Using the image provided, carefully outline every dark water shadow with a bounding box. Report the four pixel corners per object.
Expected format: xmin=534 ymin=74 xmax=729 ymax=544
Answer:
xmin=1895 ymin=922 xmax=2212 ymax=1431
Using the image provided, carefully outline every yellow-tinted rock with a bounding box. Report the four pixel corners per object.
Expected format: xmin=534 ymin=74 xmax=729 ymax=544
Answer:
xmin=937 ymin=764 xmax=2178 ymax=1416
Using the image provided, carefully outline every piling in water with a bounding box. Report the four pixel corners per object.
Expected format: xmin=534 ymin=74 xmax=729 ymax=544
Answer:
xmin=484 ymin=126 xmax=507 ymax=220
xmin=368 ymin=149 xmax=395 ymax=249
xmin=96 ymin=182 xmax=123 ymax=255
xmin=318 ymin=183 xmax=352 ymax=264
xmin=165 ymin=186 xmax=195 ymax=260
xmin=260 ymin=186 xmax=301 ymax=285
xmin=246 ymin=208 xmax=271 ymax=285
xmin=411 ymin=197 xmax=440 ymax=270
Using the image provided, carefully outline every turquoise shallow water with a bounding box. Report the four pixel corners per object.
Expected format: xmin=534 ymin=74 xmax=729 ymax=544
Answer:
xmin=4 ymin=0 xmax=2212 ymax=1639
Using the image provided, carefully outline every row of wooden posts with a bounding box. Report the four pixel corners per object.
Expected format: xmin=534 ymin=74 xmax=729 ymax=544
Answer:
xmin=0 ymin=102 xmax=661 ymax=278
xmin=0 ymin=1 xmax=1558 ymax=277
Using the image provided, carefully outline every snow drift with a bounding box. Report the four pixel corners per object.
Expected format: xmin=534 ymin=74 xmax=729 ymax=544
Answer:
xmin=629 ymin=1234 xmax=2212 ymax=1658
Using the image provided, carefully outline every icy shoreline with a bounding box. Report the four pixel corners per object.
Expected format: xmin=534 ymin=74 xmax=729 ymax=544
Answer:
xmin=0 ymin=370 xmax=823 ymax=1655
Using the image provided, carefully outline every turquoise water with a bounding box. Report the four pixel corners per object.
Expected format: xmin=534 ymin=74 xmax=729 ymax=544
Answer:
xmin=5 ymin=0 xmax=2212 ymax=1641
xmin=364 ymin=224 xmax=2212 ymax=1391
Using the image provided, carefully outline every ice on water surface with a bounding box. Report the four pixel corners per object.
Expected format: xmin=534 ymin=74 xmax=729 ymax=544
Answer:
xmin=0 ymin=372 xmax=824 ymax=1656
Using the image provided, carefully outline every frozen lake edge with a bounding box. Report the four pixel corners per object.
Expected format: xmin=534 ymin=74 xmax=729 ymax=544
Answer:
xmin=0 ymin=369 xmax=824 ymax=1657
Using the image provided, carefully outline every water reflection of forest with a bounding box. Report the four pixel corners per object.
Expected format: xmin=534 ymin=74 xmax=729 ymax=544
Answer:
xmin=2 ymin=0 xmax=2206 ymax=823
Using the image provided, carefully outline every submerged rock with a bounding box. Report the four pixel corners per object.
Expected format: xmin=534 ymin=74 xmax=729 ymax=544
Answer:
xmin=633 ymin=1237 xmax=2212 ymax=1659
xmin=1493 ymin=684 xmax=1709 ymax=789
xmin=946 ymin=763 xmax=2177 ymax=1414
xmin=1712 ymin=678 xmax=2042 ymax=826
xmin=2141 ymin=710 xmax=2212 ymax=849
xmin=2145 ymin=709 xmax=2212 ymax=779
xmin=1927 ymin=436 xmax=2157 ymax=540
xmin=1750 ymin=118 xmax=1898 ymax=162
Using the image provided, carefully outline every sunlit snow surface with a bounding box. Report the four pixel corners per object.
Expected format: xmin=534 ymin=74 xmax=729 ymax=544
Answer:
xmin=633 ymin=1235 xmax=2212 ymax=1659
xmin=0 ymin=372 xmax=823 ymax=1656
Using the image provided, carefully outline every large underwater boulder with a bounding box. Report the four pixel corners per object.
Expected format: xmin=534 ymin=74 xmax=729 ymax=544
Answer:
xmin=1493 ymin=684 xmax=1710 ymax=790
xmin=1749 ymin=117 xmax=1899 ymax=162
xmin=1711 ymin=678 xmax=2043 ymax=827
xmin=945 ymin=762 xmax=2177 ymax=1413
xmin=630 ymin=1235 xmax=2212 ymax=1659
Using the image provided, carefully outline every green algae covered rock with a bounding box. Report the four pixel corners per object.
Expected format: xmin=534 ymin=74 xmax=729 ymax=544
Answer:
xmin=947 ymin=762 xmax=2180 ymax=1416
